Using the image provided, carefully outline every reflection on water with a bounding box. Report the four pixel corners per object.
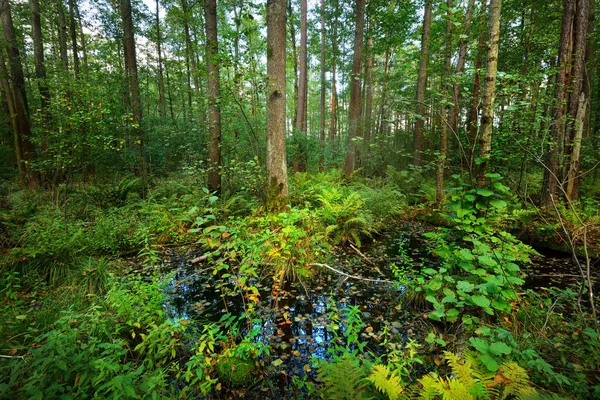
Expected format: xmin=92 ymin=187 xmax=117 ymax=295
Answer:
xmin=158 ymin=222 xmax=598 ymax=395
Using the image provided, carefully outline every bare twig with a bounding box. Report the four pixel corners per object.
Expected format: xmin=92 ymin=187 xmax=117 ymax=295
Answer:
xmin=310 ymin=263 xmax=393 ymax=284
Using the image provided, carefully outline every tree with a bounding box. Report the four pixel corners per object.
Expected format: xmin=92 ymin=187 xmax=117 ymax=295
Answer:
xmin=292 ymin=0 xmax=307 ymax=172
xmin=476 ymin=0 xmax=502 ymax=186
xmin=120 ymin=0 xmax=144 ymax=176
xmin=343 ymin=0 xmax=365 ymax=177
xmin=29 ymin=0 xmax=50 ymax=116
xmin=156 ymin=0 xmax=167 ymax=118
xmin=412 ymin=0 xmax=432 ymax=167
xmin=436 ymin=0 xmax=453 ymax=205
xmin=204 ymin=0 xmax=222 ymax=194
xmin=1 ymin=0 xmax=38 ymax=186
xmin=319 ymin=0 xmax=325 ymax=170
xmin=266 ymin=0 xmax=288 ymax=211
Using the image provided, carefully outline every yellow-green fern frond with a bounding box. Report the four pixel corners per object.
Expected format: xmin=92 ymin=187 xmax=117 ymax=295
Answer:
xmin=367 ymin=364 xmax=404 ymax=400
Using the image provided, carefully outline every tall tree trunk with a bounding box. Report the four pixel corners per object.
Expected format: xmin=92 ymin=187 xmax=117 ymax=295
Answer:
xmin=266 ymin=0 xmax=288 ymax=211
xmin=182 ymin=0 xmax=200 ymax=118
xmin=343 ymin=0 xmax=365 ymax=177
xmin=364 ymin=36 xmax=373 ymax=145
xmin=0 ymin=48 xmax=24 ymax=185
xmin=449 ymin=0 xmax=475 ymax=135
xmin=375 ymin=48 xmax=390 ymax=143
xmin=120 ymin=0 xmax=144 ymax=176
xmin=545 ymin=0 xmax=575 ymax=204
xmin=68 ymin=0 xmax=79 ymax=79
xmin=329 ymin=6 xmax=338 ymax=141
xmin=29 ymin=0 xmax=50 ymax=116
xmin=293 ymin=0 xmax=307 ymax=172
xmin=467 ymin=0 xmax=487 ymax=171
xmin=288 ymin=0 xmax=298 ymax=129
xmin=412 ymin=0 xmax=433 ymax=166
xmin=204 ymin=0 xmax=222 ymax=194
xmin=564 ymin=0 xmax=589 ymax=200
xmin=74 ymin=0 xmax=88 ymax=76
xmin=1 ymin=0 xmax=37 ymax=185
xmin=319 ymin=0 xmax=325 ymax=170
xmin=437 ymin=0 xmax=453 ymax=205
xmin=155 ymin=0 xmax=166 ymax=118
xmin=56 ymin=0 xmax=69 ymax=71
xmin=476 ymin=0 xmax=502 ymax=187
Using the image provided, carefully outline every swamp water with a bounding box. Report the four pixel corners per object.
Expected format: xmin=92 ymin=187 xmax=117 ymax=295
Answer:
xmin=155 ymin=222 xmax=598 ymax=397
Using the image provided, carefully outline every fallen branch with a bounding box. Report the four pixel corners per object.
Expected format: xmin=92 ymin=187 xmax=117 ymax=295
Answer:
xmin=349 ymin=243 xmax=376 ymax=266
xmin=0 ymin=355 xmax=24 ymax=359
xmin=310 ymin=263 xmax=394 ymax=284
xmin=190 ymin=254 xmax=210 ymax=264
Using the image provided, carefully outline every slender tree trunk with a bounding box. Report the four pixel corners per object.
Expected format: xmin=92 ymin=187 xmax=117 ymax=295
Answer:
xmin=329 ymin=7 xmax=338 ymax=141
xmin=319 ymin=0 xmax=325 ymax=170
xmin=364 ymin=36 xmax=373 ymax=145
xmin=155 ymin=0 xmax=166 ymax=118
xmin=293 ymin=0 xmax=307 ymax=172
xmin=120 ymin=0 xmax=144 ymax=178
xmin=476 ymin=0 xmax=502 ymax=187
xmin=375 ymin=49 xmax=390 ymax=143
xmin=266 ymin=0 xmax=288 ymax=210
xmin=343 ymin=0 xmax=365 ymax=177
xmin=0 ymin=48 xmax=24 ymax=185
xmin=564 ymin=0 xmax=589 ymax=200
xmin=437 ymin=0 xmax=453 ymax=205
xmin=29 ymin=0 xmax=50 ymax=116
xmin=412 ymin=0 xmax=433 ymax=166
xmin=288 ymin=0 xmax=298 ymax=129
xmin=467 ymin=0 xmax=487 ymax=171
xmin=68 ymin=0 xmax=79 ymax=79
xmin=182 ymin=0 xmax=200 ymax=118
xmin=1 ymin=0 xmax=37 ymax=185
xmin=73 ymin=0 xmax=88 ymax=76
xmin=204 ymin=0 xmax=222 ymax=194
xmin=449 ymin=0 xmax=475 ymax=135
xmin=56 ymin=0 xmax=69 ymax=71
xmin=545 ymin=0 xmax=575 ymax=204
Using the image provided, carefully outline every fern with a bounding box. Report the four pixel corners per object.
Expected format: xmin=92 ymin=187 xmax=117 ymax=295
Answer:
xmin=367 ymin=364 xmax=404 ymax=400
xmin=317 ymin=354 xmax=370 ymax=400
xmin=410 ymin=352 xmax=547 ymax=400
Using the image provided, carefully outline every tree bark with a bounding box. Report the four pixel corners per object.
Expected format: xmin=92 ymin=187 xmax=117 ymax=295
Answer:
xmin=329 ymin=5 xmax=338 ymax=141
xmin=293 ymin=0 xmax=307 ymax=172
xmin=155 ymin=0 xmax=166 ymax=118
xmin=319 ymin=0 xmax=326 ymax=170
xmin=364 ymin=37 xmax=373 ymax=146
xmin=564 ymin=0 xmax=589 ymax=200
xmin=545 ymin=0 xmax=575 ymax=204
xmin=266 ymin=0 xmax=288 ymax=210
xmin=120 ymin=0 xmax=144 ymax=178
xmin=181 ymin=0 xmax=200 ymax=119
xmin=467 ymin=0 xmax=486 ymax=171
xmin=204 ymin=0 xmax=222 ymax=194
xmin=288 ymin=0 xmax=298 ymax=128
xmin=68 ymin=0 xmax=79 ymax=79
xmin=0 ymin=48 xmax=24 ymax=185
xmin=412 ymin=0 xmax=433 ymax=166
xmin=449 ymin=0 xmax=475 ymax=136
xmin=1 ymin=0 xmax=37 ymax=185
xmin=437 ymin=0 xmax=453 ymax=205
xmin=29 ymin=0 xmax=50 ymax=116
xmin=56 ymin=0 xmax=69 ymax=71
xmin=476 ymin=0 xmax=502 ymax=187
xmin=74 ymin=0 xmax=88 ymax=76
xmin=343 ymin=0 xmax=365 ymax=177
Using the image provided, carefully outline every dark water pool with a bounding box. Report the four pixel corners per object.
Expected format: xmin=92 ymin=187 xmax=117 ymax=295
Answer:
xmin=158 ymin=222 xmax=598 ymax=397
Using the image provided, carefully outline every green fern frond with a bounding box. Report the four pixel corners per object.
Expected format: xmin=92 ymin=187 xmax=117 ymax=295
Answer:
xmin=318 ymin=354 xmax=370 ymax=400
xmin=367 ymin=364 xmax=404 ymax=400
xmin=443 ymin=351 xmax=477 ymax=390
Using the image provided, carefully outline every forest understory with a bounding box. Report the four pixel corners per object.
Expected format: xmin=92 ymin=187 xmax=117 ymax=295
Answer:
xmin=1 ymin=0 xmax=600 ymax=397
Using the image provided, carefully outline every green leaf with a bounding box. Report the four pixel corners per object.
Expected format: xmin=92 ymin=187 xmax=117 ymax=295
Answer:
xmin=428 ymin=279 xmax=443 ymax=291
xmin=471 ymin=295 xmax=491 ymax=308
xmin=457 ymin=281 xmax=474 ymax=293
xmin=469 ymin=337 xmax=489 ymax=353
xmin=476 ymin=188 xmax=494 ymax=197
xmin=489 ymin=341 xmax=512 ymax=356
xmin=490 ymin=199 xmax=507 ymax=209
xmin=445 ymin=308 xmax=459 ymax=322
xmin=478 ymin=255 xmax=497 ymax=267
xmin=479 ymin=353 xmax=500 ymax=372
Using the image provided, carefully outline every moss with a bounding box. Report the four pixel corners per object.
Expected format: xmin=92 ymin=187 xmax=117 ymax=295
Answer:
xmin=215 ymin=355 xmax=257 ymax=387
